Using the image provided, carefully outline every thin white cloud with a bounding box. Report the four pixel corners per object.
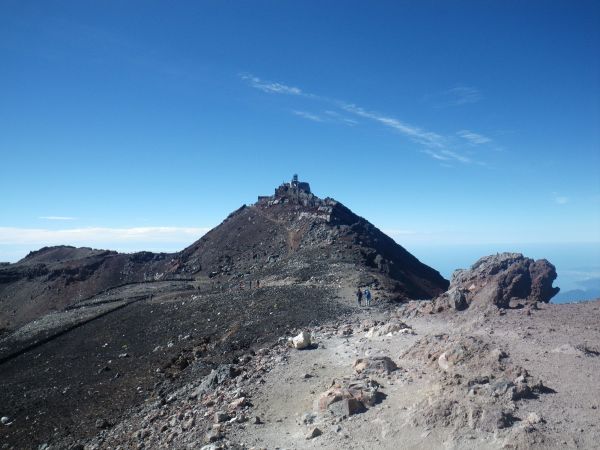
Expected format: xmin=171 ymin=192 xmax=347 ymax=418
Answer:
xmin=324 ymin=110 xmax=358 ymax=126
xmin=240 ymin=73 xmax=304 ymax=96
xmin=423 ymin=86 xmax=482 ymax=108
xmin=422 ymin=149 xmax=472 ymax=164
xmin=39 ymin=216 xmax=77 ymax=221
xmin=241 ymin=73 xmax=483 ymax=165
xmin=442 ymin=86 xmax=482 ymax=106
xmin=0 ymin=226 xmax=209 ymax=245
xmin=457 ymin=130 xmax=491 ymax=145
xmin=291 ymin=110 xmax=323 ymax=122
xmin=341 ymin=103 xmax=445 ymax=149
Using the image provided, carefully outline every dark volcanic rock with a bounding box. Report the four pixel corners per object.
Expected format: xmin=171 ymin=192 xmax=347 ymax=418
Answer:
xmin=176 ymin=176 xmax=448 ymax=300
xmin=435 ymin=252 xmax=559 ymax=310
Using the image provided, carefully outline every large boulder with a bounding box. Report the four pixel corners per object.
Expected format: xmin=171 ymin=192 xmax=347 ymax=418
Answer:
xmin=316 ymin=378 xmax=383 ymax=417
xmin=436 ymin=253 xmax=559 ymax=309
xmin=352 ymin=356 xmax=398 ymax=375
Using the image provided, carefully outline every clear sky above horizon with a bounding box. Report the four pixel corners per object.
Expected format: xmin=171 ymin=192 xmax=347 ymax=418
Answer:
xmin=1 ymin=1 xmax=599 ymax=265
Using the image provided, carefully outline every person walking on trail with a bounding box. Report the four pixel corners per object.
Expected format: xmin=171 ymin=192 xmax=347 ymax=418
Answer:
xmin=364 ymin=288 xmax=372 ymax=307
xmin=356 ymin=287 xmax=363 ymax=306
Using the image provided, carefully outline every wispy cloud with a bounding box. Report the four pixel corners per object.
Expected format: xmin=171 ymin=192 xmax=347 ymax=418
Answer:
xmin=241 ymin=73 xmax=486 ymax=165
xmin=446 ymin=86 xmax=481 ymax=105
xmin=457 ymin=129 xmax=491 ymax=145
xmin=39 ymin=216 xmax=77 ymax=221
xmin=422 ymin=149 xmax=472 ymax=164
xmin=341 ymin=103 xmax=445 ymax=149
xmin=291 ymin=110 xmax=323 ymax=122
xmin=0 ymin=226 xmax=209 ymax=245
xmin=324 ymin=110 xmax=358 ymax=126
xmin=423 ymin=86 xmax=483 ymax=108
xmin=240 ymin=73 xmax=305 ymax=96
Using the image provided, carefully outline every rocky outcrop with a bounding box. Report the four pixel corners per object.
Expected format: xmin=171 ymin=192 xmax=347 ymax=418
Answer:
xmin=404 ymin=333 xmax=552 ymax=434
xmin=432 ymin=253 xmax=559 ymax=311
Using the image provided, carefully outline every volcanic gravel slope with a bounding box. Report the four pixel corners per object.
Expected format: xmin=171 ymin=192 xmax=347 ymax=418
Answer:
xmin=176 ymin=193 xmax=448 ymax=299
xmin=0 ymin=185 xmax=448 ymax=332
xmin=0 ymin=181 xmax=449 ymax=448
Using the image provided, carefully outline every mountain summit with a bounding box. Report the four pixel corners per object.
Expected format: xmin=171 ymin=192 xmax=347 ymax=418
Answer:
xmin=176 ymin=174 xmax=448 ymax=298
xmin=0 ymin=176 xmax=447 ymax=331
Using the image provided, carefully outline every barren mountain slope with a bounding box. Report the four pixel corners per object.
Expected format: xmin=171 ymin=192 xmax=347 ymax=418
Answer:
xmin=0 ymin=178 xmax=449 ymax=448
xmin=0 ymin=178 xmax=448 ymax=333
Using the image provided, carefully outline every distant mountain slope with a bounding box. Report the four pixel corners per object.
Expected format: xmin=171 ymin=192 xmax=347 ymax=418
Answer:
xmin=0 ymin=176 xmax=448 ymax=331
xmin=0 ymin=247 xmax=174 ymax=331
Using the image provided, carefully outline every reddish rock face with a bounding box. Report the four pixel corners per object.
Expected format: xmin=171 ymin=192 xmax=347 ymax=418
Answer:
xmin=439 ymin=253 xmax=559 ymax=309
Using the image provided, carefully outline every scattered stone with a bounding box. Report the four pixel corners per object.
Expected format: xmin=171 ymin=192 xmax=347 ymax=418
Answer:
xmin=200 ymin=444 xmax=222 ymax=450
xmin=95 ymin=418 xmax=110 ymax=429
xmin=289 ymin=331 xmax=312 ymax=349
xmin=214 ymin=411 xmax=230 ymax=424
xmin=1 ymin=416 xmax=9 ymax=425
xmin=524 ymin=412 xmax=544 ymax=426
xmin=366 ymin=321 xmax=412 ymax=338
xmin=229 ymin=397 xmax=247 ymax=409
xmin=305 ymin=426 xmax=322 ymax=439
xmin=205 ymin=429 xmax=222 ymax=443
xmin=353 ymin=356 xmax=398 ymax=375
xmin=317 ymin=377 xmax=383 ymax=417
xmin=302 ymin=412 xmax=317 ymax=424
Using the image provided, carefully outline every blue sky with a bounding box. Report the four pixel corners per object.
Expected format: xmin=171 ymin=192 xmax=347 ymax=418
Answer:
xmin=1 ymin=1 xmax=599 ymax=276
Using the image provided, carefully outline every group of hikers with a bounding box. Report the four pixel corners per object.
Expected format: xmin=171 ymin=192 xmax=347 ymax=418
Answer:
xmin=355 ymin=286 xmax=372 ymax=307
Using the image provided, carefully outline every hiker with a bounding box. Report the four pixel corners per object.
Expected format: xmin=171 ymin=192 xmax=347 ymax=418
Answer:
xmin=356 ymin=287 xmax=363 ymax=306
xmin=364 ymin=288 xmax=372 ymax=307
xmin=256 ymin=279 xmax=260 ymax=288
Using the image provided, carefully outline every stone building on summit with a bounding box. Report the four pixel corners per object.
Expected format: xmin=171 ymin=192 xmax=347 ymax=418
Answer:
xmin=257 ymin=174 xmax=315 ymax=206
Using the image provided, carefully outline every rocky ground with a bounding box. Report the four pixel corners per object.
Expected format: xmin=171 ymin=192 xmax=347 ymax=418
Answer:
xmin=4 ymin=295 xmax=593 ymax=450
xmin=1 ymin=180 xmax=596 ymax=449
xmin=0 ymin=281 xmax=349 ymax=449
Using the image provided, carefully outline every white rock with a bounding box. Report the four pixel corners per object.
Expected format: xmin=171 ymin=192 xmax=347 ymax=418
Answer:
xmin=1 ymin=416 xmax=9 ymax=425
xmin=525 ymin=412 xmax=543 ymax=425
xmin=290 ymin=331 xmax=311 ymax=349
xmin=438 ymin=352 xmax=450 ymax=371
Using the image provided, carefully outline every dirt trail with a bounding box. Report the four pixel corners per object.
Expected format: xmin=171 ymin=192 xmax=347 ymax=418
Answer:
xmin=228 ymin=302 xmax=600 ymax=450
xmin=229 ymin=311 xmax=487 ymax=449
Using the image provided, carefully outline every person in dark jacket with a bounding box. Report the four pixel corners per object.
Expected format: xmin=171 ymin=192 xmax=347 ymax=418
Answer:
xmin=364 ymin=288 xmax=372 ymax=307
xmin=356 ymin=287 xmax=363 ymax=306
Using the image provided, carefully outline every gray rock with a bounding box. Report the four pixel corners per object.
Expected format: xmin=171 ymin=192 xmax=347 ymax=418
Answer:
xmin=305 ymin=426 xmax=322 ymax=439
xmin=214 ymin=411 xmax=230 ymax=424
xmin=95 ymin=418 xmax=110 ymax=429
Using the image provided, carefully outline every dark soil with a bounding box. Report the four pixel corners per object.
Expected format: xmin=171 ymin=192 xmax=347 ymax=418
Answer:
xmin=0 ymin=283 xmax=348 ymax=449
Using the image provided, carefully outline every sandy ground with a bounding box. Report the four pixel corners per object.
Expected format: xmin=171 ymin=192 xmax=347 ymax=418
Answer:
xmin=228 ymin=301 xmax=600 ymax=450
